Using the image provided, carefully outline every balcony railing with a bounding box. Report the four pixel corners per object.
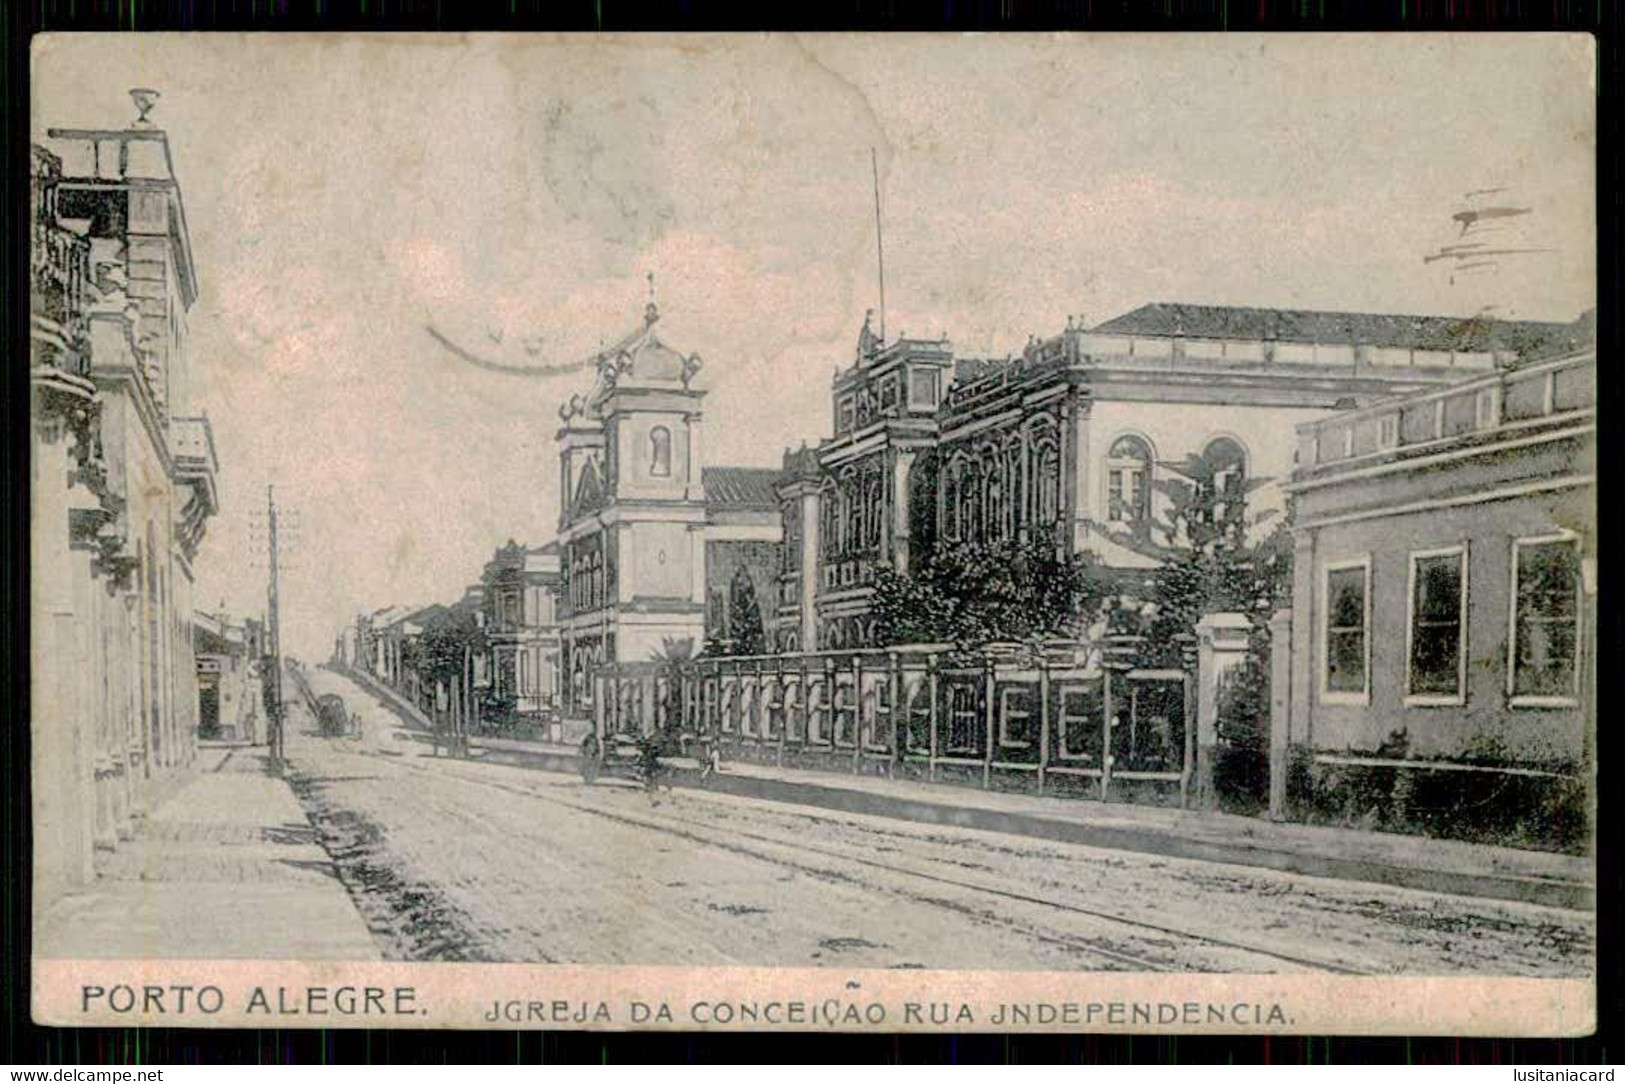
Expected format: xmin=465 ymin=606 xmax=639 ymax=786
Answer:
xmin=170 ymin=414 xmax=219 ymax=510
xmin=1295 ymin=351 xmax=1595 ymax=472
xmin=30 ymin=221 xmax=92 ymax=381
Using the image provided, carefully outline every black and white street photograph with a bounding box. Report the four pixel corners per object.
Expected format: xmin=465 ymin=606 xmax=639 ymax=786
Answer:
xmin=27 ymin=33 xmax=1596 ymax=1032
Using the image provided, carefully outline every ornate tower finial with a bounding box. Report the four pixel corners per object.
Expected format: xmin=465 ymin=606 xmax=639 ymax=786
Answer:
xmin=129 ymin=88 xmax=161 ymax=128
xmin=644 ymin=271 xmax=659 ymax=325
xmin=857 ymin=309 xmax=878 ymax=362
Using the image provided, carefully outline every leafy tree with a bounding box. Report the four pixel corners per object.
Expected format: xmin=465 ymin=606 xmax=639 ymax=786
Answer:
xmin=1109 ymin=445 xmax=1292 ymax=668
xmin=649 ymin=636 xmax=696 ymax=746
xmin=400 ymin=607 xmax=488 ymax=701
xmin=727 ymin=569 xmax=767 ymax=656
xmin=1106 ymin=444 xmax=1295 ymax=808
xmin=868 ymin=529 xmax=1111 ymax=651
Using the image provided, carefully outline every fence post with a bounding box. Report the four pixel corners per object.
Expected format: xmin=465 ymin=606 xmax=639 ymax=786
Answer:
xmin=1194 ymin=612 xmax=1251 ymax=812
xmin=982 ymin=654 xmax=995 ymax=790
xmin=889 ymin=652 xmax=903 ymax=776
xmin=851 ymin=654 xmax=863 ymax=775
xmin=1268 ymin=608 xmax=1293 ymax=821
xmin=1037 ymin=655 xmax=1051 ymax=794
xmin=1175 ymin=633 xmax=1197 ymax=809
xmin=927 ymin=655 xmax=940 ymax=783
xmin=1100 ymin=668 xmax=1113 ymax=802
xmin=593 ymin=671 xmax=606 ymax=743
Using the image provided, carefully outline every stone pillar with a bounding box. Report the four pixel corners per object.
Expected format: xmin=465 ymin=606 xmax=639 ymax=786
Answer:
xmin=799 ymin=490 xmax=820 ymax=652
xmin=120 ymin=592 xmax=141 ymax=833
xmin=684 ymin=412 xmax=704 ymax=502
xmin=688 ymin=523 xmax=708 ymax=608
xmin=891 ymin=451 xmax=914 ymax=575
xmin=1194 ymin=612 xmax=1251 ymax=811
xmin=67 ymin=539 xmax=99 ymax=884
xmin=1288 ymin=530 xmax=1317 ymax=781
xmin=91 ymin=575 xmax=119 ymax=851
xmin=1063 ymin=392 xmax=1092 ymax=554
xmin=1268 ymin=608 xmax=1293 ymax=821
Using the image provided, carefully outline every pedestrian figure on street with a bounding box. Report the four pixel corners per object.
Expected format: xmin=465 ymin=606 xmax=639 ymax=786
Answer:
xmin=635 ymin=732 xmax=672 ymax=805
xmin=579 ymin=730 xmax=602 ymax=785
xmin=699 ymin=737 xmax=721 ymax=784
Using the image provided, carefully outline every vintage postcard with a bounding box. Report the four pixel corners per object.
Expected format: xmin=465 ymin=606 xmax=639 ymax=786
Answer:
xmin=29 ymin=32 xmax=1596 ymax=1033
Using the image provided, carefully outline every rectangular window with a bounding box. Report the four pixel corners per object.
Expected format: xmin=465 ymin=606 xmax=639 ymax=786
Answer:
xmin=1510 ymin=536 xmax=1582 ymax=704
xmin=1322 ymin=558 xmax=1370 ymax=701
xmin=1407 ymin=547 xmax=1466 ymax=702
xmin=908 ymin=368 xmax=940 ymax=410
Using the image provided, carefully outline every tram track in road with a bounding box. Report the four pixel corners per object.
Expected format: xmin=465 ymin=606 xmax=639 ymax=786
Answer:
xmin=380 ymin=749 xmax=1372 ymax=975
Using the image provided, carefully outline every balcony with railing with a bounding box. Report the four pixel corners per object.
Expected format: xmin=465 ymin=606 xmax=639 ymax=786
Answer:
xmin=170 ymin=413 xmax=220 ymax=516
xmin=1293 ymin=350 xmax=1596 ymax=477
xmin=31 ymin=148 xmax=94 ymax=391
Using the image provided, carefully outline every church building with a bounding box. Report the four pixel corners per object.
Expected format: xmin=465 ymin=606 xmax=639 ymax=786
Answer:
xmin=554 ymin=298 xmax=780 ymax=719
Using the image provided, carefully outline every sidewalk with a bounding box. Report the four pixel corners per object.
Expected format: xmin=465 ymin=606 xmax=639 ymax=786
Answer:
xmin=346 ymin=665 xmax=1593 ymax=912
xmin=34 ymin=745 xmax=379 ymax=960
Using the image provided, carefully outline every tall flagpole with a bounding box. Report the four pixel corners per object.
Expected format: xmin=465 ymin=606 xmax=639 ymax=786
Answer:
xmin=871 ymin=146 xmax=886 ymax=344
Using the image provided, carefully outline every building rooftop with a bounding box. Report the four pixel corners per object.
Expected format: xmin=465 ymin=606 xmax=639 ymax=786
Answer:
xmin=1091 ymin=302 xmax=1577 ymax=355
xmin=1291 ymin=347 xmax=1595 ymax=483
xmin=703 ymin=466 xmax=782 ymax=512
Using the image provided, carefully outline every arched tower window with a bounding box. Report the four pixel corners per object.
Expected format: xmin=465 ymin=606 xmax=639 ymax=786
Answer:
xmin=1202 ymin=437 xmax=1248 ymax=530
xmin=649 ymin=426 xmax=672 ymax=477
xmin=1106 ymin=435 xmax=1154 ymax=524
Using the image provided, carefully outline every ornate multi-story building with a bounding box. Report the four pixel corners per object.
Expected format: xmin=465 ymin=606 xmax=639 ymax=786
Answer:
xmin=31 ymin=92 xmax=218 ymax=905
xmin=479 ymin=540 xmax=563 ymax=717
xmin=773 ymin=303 xmax=1583 ymax=653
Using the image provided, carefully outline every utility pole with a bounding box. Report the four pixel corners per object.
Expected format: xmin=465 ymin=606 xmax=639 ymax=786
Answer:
xmin=266 ymin=483 xmax=285 ymax=768
xmin=871 ymin=146 xmax=887 ymax=344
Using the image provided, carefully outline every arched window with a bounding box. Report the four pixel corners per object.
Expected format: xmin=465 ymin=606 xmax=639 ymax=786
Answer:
xmin=943 ymin=458 xmax=962 ymax=539
xmin=1035 ymin=440 xmax=1062 ymax=527
xmin=1005 ymin=442 xmax=1024 ymax=537
xmin=962 ymin=460 xmax=982 ymax=543
xmin=867 ymin=471 xmax=885 ymax=549
xmin=984 ymin=451 xmax=1005 ymax=541
xmin=649 ymin=426 xmax=672 ymax=477
xmin=1106 ymin=435 xmax=1154 ymax=524
xmin=1202 ymin=437 xmax=1248 ymax=529
xmin=820 ymin=482 xmax=839 ymax=558
xmin=844 ymin=473 xmax=863 ymax=555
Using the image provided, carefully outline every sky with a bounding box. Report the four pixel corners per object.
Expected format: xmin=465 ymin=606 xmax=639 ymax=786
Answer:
xmin=32 ymin=33 xmax=1596 ymax=660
